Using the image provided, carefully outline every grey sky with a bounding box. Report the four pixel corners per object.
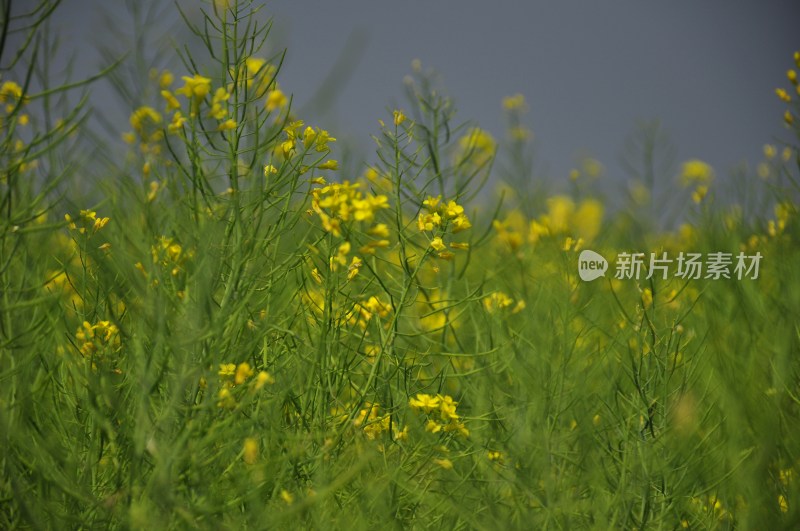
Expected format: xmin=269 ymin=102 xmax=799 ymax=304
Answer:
xmin=36 ymin=0 xmax=800 ymax=196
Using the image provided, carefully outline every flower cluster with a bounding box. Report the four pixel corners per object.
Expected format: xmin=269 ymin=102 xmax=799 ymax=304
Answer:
xmin=417 ymin=195 xmax=471 ymax=259
xmin=353 ymin=404 xmax=391 ymax=440
xmin=124 ymin=106 xmax=164 ymax=154
xmin=311 ymin=181 xmax=389 ymax=238
xmin=0 ymin=80 xmax=30 ymax=127
xmin=217 ymin=361 xmax=274 ymax=408
xmin=1 ymin=80 xmax=39 ymax=176
xmin=482 ymin=291 xmax=525 ymax=315
xmin=455 ymin=127 xmax=496 ymax=168
xmin=75 ymin=320 xmax=120 ymax=358
xmin=150 ymin=236 xmax=193 ymax=277
xmin=492 ymin=196 xmax=604 ymax=252
xmin=125 ymin=58 xmax=285 ymax=152
xmin=502 ymin=93 xmax=532 ymax=142
xmin=767 ymin=201 xmax=794 ymax=238
xmin=65 ymin=210 xmax=110 ymax=235
xmin=349 ymin=295 xmax=393 ymax=330
xmin=776 ymin=51 xmax=800 ymax=126
xmin=677 ymin=159 xmax=714 ymax=204
xmin=278 ymin=120 xmax=337 ymax=162
xmin=409 ymin=393 xmax=469 ymax=437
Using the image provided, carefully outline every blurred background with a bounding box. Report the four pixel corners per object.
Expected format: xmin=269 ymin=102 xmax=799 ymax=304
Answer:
xmin=30 ymin=0 xmax=800 ymax=200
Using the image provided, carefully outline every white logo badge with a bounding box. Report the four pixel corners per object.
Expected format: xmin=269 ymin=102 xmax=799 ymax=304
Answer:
xmin=578 ymin=250 xmax=608 ymax=281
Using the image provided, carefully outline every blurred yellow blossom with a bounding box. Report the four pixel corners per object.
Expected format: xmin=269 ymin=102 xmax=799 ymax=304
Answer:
xmin=679 ymin=159 xmax=714 ymax=187
xmin=243 ymin=438 xmax=258 ymax=464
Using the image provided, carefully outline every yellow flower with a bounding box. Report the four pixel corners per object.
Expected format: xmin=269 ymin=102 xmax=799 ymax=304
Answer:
xmin=318 ymin=159 xmax=338 ymax=170
xmin=254 ymin=371 xmax=275 ymax=389
xmin=483 ymin=292 xmax=514 ymax=313
xmin=159 ymin=90 xmax=180 ymax=112
xmin=93 ymin=216 xmax=110 ymax=232
xmin=333 ymin=241 xmax=351 ymax=267
xmin=218 ymin=119 xmax=237 ymax=131
xmin=430 ymin=237 xmax=446 ymax=252
xmin=425 ymin=419 xmax=442 ymax=433
xmin=417 ymin=212 xmax=442 ymax=232
xmin=778 ymin=494 xmax=788 ymax=513
xmin=312 ymin=128 xmax=336 ymax=152
xmin=241 ymin=57 xmax=275 ymax=95
xmin=266 ymin=89 xmax=288 ymax=111
xmin=546 ymin=195 xmax=575 ymax=233
xmin=443 ymin=200 xmax=464 ymax=219
xmin=423 ymin=195 xmax=441 ymax=209
xmin=168 ymin=111 xmax=186 ymax=134
xmin=218 ymin=363 xmax=236 ymax=378
xmin=393 ymin=109 xmax=406 ymax=126
xmin=368 ymin=223 xmax=390 ymax=238
xmin=679 ymin=159 xmax=714 ymax=187
xmin=158 ymin=70 xmax=174 ymax=88
xmin=409 ymin=393 xmax=441 ymax=413
xmin=175 ymin=74 xmax=212 ymax=101
xmin=394 ymin=425 xmax=409 ymax=441
xmin=217 ymin=388 xmax=235 ymax=408
xmin=776 ymin=87 xmax=792 ymax=103
xmin=528 ymin=219 xmax=550 ymax=243
xmin=692 ymin=185 xmax=708 ymax=204
xmin=235 ymin=362 xmax=254 ymax=385
xmin=508 ymin=126 xmax=531 ymax=141
xmin=243 ymin=438 xmax=258 ymax=464
xmin=642 ymin=288 xmax=653 ymax=310
xmin=444 ymin=420 xmax=469 ymax=437
xmin=456 ymin=128 xmax=495 ymax=167
xmin=438 ymin=395 xmax=459 ymax=420
xmin=573 ymin=199 xmax=604 ymax=242
xmin=502 ymin=93 xmax=527 ymax=112
xmin=451 ymin=214 xmax=472 ymax=233
xmin=0 ymin=81 xmax=24 ymax=104
xmin=129 ymin=106 xmax=162 ymax=143
xmin=213 ymin=86 xmax=230 ymax=104
xmin=347 ymin=256 xmax=362 ymax=281
xmin=433 ymin=458 xmax=453 ymax=470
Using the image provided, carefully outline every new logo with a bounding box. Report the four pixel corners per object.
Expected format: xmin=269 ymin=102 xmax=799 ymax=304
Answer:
xmin=578 ymin=250 xmax=608 ymax=281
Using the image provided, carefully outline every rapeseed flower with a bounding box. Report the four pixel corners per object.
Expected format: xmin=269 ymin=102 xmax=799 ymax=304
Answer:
xmin=234 ymin=362 xmax=254 ymax=385
xmin=409 ymin=393 xmax=441 ymax=413
xmin=176 ymin=74 xmax=212 ymax=103
xmin=456 ymin=127 xmax=495 ymax=167
xmin=243 ymin=438 xmax=258 ymax=464
xmin=502 ymin=93 xmax=527 ymax=112
xmin=679 ymin=159 xmax=714 ymax=187
xmin=266 ymin=89 xmax=288 ymax=112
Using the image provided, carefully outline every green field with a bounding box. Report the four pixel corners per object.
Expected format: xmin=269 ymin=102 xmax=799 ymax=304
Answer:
xmin=2 ymin=1 xmax=800 ymax=529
